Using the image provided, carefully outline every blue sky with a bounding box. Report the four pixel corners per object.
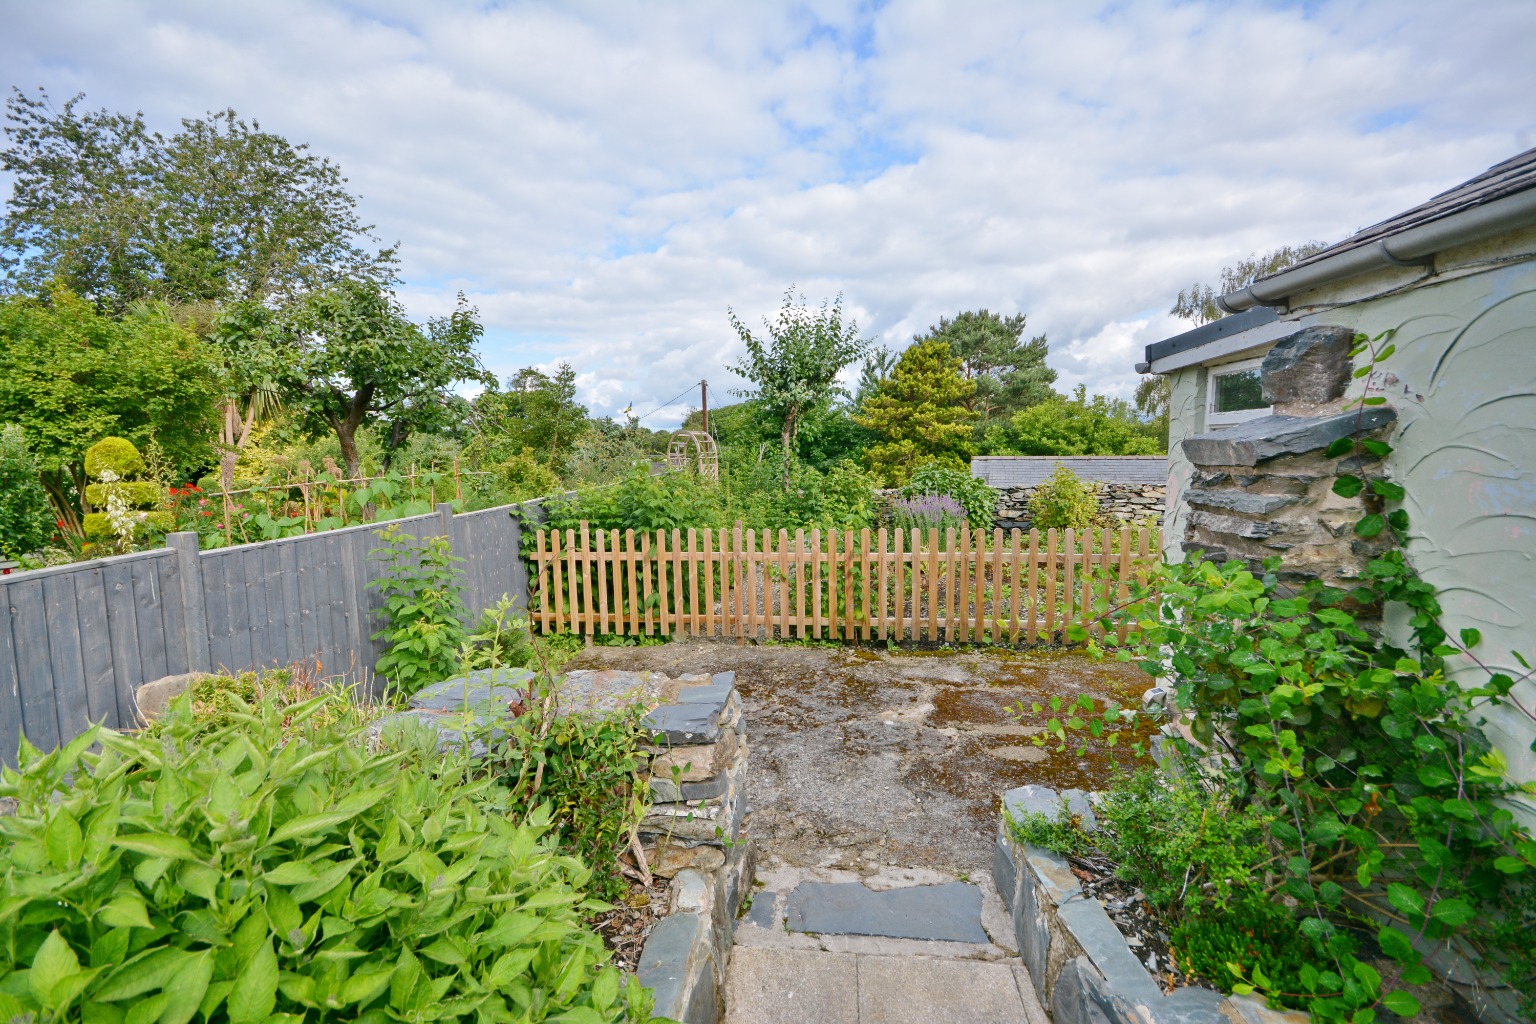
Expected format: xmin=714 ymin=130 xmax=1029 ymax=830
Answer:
xmin=5 ymin=0 xmax=1535 ymax=426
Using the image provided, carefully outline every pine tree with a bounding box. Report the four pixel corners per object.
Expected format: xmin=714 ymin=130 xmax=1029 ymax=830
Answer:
xmin=913 ymin=310 xmax=1056 ymax=430
xmin=853 ymin=340 xmax=977 ymax=485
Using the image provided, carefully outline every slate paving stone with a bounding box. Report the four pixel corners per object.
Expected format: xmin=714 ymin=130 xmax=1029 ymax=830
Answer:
xmin=784 ymin=881 xmax=989 ymax=944
xmin=743 ymin=891 xmax=779 ymax=930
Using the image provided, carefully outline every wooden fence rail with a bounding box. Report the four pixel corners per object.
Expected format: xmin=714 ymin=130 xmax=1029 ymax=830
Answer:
xmin=532 ymin=524 xmax=1158 ymax=644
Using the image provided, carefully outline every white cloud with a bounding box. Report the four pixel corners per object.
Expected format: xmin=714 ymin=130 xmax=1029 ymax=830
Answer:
xmin=5 ymin=0 xmax=1535 ymax=426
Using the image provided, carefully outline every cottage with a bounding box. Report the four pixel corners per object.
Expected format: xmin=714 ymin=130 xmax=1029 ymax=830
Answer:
xmin=1140 ymin=146 xmax=1536 ymax=799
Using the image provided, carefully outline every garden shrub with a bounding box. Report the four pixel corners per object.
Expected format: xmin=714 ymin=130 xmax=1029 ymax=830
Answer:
xmin=1025 ymin=464 xmax=1100 ymax=531
xmin=82 ymin=436 xmax=146 ymax=479
xmin=0 ymin=425 xmax=55 ymax=560
xmin=81 ymin=436 xmax=173 ymax=546
xmin=898 ymin=461 xmax=996 ymax=529
xmin=0 ymin=690 xmax=655 ymax=1023
xmin=1171 ymin=898 xmax=1315 ymax=1000
xmin=1035 ymin=334 xmax=1536 ymax=1021
xmin=369 ymin=525 xmax=468 ymax=695
xmin=458 ymin=595 xmax=537 ymax=673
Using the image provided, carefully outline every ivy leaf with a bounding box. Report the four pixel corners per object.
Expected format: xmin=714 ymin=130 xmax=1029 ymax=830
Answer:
xmin=1356 ymin=514 xmax=1386 ymax=538
xmin=1381 ymin=991 xmax=1420 ymax=1017
xmin=1332 ymin=475 xmax=1365 ymax=498
xmin=1386 ymin=883 xmax=1424 ymax=915
xmin=1430 ymin=897 xmax=1476 ymax=927
xmin=1360 ymin=439 xmax=1392 ymax=457
xmin=1325 ymin=437 xmax=1356 ymax=458
xmin=1459 ymin=627 xmax=1481 ymax=650
xmin=1371 ymin=479 xmax=1405 ymax=502
xmin=1376 ymin=926 xmax=1413 ymax=961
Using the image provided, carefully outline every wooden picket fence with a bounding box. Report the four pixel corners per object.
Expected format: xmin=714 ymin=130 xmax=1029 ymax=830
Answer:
xmin=531 ymin=523 xmax=1159 ymax=644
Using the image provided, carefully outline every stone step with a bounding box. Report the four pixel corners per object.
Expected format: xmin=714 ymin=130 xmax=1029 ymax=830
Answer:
xmin=783 ymin=880 xmax=990 ymax=944
xmin=724 ymin=946 xmax=1048 ymax=1024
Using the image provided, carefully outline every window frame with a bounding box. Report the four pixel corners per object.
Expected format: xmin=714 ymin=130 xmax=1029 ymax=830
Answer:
xmin=1205 ymin=355 xmax=1272 ymax=427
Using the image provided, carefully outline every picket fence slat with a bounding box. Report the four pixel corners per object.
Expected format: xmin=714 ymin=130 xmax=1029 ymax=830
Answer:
xmin=531 ymin=522 xmax=1158 ymax=643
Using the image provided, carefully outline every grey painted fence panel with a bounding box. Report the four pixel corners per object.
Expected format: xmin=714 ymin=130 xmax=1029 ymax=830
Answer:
xmin=43 ymin=574 xmax=92 ymax=745
xmin=101 ymin=562 xmax=141 ymax=729
xmin=11 ymin=578 xmax=60 ymax=752
xmin=0 ymin=501 xmax=531 ymax=765
xmin=0 ymin=601 xmax=23 ymax=765
xmin=74 ymin=568 xmax=117 ymax=728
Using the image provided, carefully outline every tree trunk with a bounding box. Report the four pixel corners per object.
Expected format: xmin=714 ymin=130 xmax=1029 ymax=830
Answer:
xmin=780 ymin=405 xmax=799 ymax=492
xmin=327 ymin=384 xmax=374 ymax=480
xmin=336 ymin=421 xmax=362 ymax=480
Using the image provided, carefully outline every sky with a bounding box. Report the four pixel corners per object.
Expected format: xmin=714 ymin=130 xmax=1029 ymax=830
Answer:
xmin=5 ymin=1 xmax=1535 ymax=428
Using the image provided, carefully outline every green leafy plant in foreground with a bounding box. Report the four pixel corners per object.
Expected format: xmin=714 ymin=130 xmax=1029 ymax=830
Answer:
xmin=370 ymin=524 xmax=468 ymax=695
xmin=0 ymin=690 xmax=656 ymax=1023
xmin=1031 ymin=332 xmax=1536 ymax=1020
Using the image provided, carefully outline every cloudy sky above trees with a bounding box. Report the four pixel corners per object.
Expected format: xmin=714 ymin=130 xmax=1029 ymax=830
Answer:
xmin=6 ymin=1 xmax=1534 ymax=426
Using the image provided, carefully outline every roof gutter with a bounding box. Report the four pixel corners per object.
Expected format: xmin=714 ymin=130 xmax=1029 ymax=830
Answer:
xmin=1216 ymin=186 xmax=1536 ymax=313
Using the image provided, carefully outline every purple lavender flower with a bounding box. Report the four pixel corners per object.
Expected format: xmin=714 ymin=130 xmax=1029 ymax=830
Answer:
xmin=891 ymin=494 xmax=968 ymax=532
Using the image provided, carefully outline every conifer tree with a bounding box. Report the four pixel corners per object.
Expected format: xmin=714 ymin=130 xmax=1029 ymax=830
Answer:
xmin=853 ymin=340 xmax=977 ymax=485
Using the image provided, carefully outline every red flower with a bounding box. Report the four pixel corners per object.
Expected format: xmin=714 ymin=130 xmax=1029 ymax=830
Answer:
xmin=55 ymin=519 xmax=65 ymax=529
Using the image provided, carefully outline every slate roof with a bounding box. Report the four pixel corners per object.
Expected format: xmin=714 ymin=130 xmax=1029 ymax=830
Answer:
xmin=1260 ymin=146 xmax=1536 ymax=279
xmin=971 ymin=456 xmax=1168 ymax=489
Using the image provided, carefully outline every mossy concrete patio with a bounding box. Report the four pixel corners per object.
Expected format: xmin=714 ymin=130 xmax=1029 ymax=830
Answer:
xmin=566 ymin=640 xmax=1155 ymax=1022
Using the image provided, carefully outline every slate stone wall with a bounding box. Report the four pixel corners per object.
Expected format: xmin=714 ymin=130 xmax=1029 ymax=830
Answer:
xmin=1176 ymin=327 xmax=1399 ymax=591
xmin=993 ymin=482 xmax=1166 ymax=532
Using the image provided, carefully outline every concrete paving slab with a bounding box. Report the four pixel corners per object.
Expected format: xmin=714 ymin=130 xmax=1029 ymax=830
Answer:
xmin=857 ymin=955 xmax=1031 ymax=1024
xmin=785 ymin=881 xmax=989 ymax=944
xmin=723 ymin=946 xmax=858 ymax=1024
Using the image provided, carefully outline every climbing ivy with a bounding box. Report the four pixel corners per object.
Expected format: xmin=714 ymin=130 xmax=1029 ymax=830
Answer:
xmin=1042 ymin=332 xmax=1536 ymax=1020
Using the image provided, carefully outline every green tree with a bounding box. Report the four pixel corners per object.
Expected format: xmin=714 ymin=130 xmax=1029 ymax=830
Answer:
xmin=727 ymin=288 xmax=871 ymax=489
xmin=1169 ymin=242 xmax=1329 ymax=327
xmin=984 ymin=384 xmax=1162 ymax=456
xmin=853 ymin=340 xmax=977 ymax=485
xmin=467 ymin=363 xmax=589 ymax=477
xmin=1 ymin=88 xmax=392 ymax=310
xmin=0 ymin=289 xmax=220 ymax=527
xmin=217 ymin=280 xmax=487 ymax=478
xmin=913 ymin=310 xmax=1057 ymax=429
xmin=0 ymin=426 xmax=55 ymax=560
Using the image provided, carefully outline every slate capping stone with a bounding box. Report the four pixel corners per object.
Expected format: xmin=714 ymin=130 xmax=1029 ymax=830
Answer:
xmin=1181 ymin=408 xmax=1396 ymax=467
xmin=783 ymin=880 xmax=990 ymax=944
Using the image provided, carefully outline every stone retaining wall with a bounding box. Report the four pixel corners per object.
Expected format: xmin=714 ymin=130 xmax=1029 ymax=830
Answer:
xmin=993 ymin=784 xmax=1300 ymax=1024
xmin=993 ymin=482 xmax=1166 ymax=532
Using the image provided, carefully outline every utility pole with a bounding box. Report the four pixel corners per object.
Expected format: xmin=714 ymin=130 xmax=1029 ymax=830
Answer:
xmin=700 ymin=379 xmax=709 ymax=435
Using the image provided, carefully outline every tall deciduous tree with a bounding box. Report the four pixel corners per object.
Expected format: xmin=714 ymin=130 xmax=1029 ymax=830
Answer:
xmin=217 ymin=280 xmax=487 ymax=478
xmin=983 ymin=384 xmax=1162 ymax=457
xmin=727 ymin=288 xmax=871 ymax=489
xmin=467 ymin=363 xmax=590 ymax=477
xmin=913 ymin=310 xmax=1056 ymax=429
xmin=853 ymin=340 xmax=977 ymax=485
xmin=1169 ymin=242 xmax=1329 ymax=327
xmin=0 ymin=289 xmax=221 ymax=526
xmin=1 ymin=88 xmax=394 ymax=309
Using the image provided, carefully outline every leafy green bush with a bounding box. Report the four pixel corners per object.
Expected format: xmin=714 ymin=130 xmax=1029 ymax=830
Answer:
xmin=369 ymin=525 xmax=468 ymax=694
xmin=0 ymin=425 xmax=55 ymax=560
xmin=458 ymin=595 xmax=537 ymax=673
xmin=1172 ymin=899 xmax=1314 ymax=1003
xmin=0 ymin=691 xmax=654 ymax=1023
xmin=1026 ymin=465 xmax=1100 ymax=531
xmin=545 ymin=465 xmax=723 ymax=535
xmin=499 ymin=694 xmax=652 ymax=903
xmin=899 ymin=462 xmax=995 ymax=529
xmin=83 ymin=436 xmax=147 ymax=479
xmin=1037 ymin=335 xmax=1536 ymax=1022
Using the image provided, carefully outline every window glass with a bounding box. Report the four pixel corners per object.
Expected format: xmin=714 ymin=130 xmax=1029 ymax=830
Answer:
xmin=1213 ymin=369 xmax=1265 ymax=413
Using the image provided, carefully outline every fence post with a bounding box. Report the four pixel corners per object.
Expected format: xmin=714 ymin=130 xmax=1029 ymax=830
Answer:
xmin=436 ymin=501 xmax=454 ymax=540
xmin=167 ymin=532 xmax=212 ymax=674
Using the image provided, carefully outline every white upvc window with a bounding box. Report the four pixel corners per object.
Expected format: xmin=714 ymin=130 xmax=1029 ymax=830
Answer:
xmin=1206 ymin=355 xmax=1271 ymax=427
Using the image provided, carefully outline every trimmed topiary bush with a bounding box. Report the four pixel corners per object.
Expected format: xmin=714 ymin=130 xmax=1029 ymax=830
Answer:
xmin=0 ymin=425 xmax=56 ymax=560
xmin=82 ymin=436 xmax=146 ymax=480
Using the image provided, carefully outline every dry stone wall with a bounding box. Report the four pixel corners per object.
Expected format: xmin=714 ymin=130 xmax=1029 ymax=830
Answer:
xmin=992 ymin=482 xmax=1166 ymax=532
